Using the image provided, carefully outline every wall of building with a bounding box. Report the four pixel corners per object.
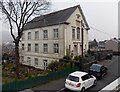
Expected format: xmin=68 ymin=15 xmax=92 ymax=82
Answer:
xmin=105 ymin=40 xmax=118 ymax=52
xmin=65 ymin=7 xmax=89 ymax=56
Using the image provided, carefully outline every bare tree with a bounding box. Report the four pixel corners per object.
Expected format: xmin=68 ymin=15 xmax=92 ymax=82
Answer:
xmin=0 ymin=0 xmax=50 ymax=78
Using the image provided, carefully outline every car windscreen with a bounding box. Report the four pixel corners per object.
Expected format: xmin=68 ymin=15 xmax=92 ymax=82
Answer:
xmin=67 ymin=75 xmax=79 ymax=82
xmin=90 ymin=65 xmax=101 ymax=72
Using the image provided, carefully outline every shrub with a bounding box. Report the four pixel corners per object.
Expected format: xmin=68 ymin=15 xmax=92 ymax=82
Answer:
xmin=48 ymin=61 xmax=59 ymax=71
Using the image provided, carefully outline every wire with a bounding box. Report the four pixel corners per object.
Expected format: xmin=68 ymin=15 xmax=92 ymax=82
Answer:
xmin=89 ymin=26 xmax=116 ymax=36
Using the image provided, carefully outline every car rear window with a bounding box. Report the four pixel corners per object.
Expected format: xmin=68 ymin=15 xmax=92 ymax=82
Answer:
xmin=90 ymin=65 xmax=101 ymax=72
xmin=67 ymin=75 xmax=79 ymax=82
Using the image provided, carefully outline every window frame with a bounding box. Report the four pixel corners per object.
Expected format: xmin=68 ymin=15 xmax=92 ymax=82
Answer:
xmin=35 ymin=43 xmax=39 ymax=52
xmin=43 ymin=43 xmax=48 ymax=53
xmin=43 ymin=30 xmax=48 ymax=39
xmin=54 ymin=43 xmax=59 ymax=53
xmin=53 ymin=28 xmax=59 ymax=39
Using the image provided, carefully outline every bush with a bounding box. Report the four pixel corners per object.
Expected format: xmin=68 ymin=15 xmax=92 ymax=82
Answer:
xmin=48 ymin=61 xmax=59 ymax=71
xmin=74 ymin=56 xmax=80 ymax=61
xmin=87 ymin=49 xmax=95 ymax=56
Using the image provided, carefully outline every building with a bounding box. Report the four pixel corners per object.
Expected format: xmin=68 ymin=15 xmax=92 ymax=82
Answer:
xmin=19 ymin=5 xmax=90 ymax=70
xmin=98 ymin=40 xmax=106 ymax=50
xmin=105 ymin=38 xmax=120 ymax=52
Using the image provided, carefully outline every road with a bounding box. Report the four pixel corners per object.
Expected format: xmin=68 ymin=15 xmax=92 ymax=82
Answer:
xmin=31 ymin=56 xmax=119 ymax=92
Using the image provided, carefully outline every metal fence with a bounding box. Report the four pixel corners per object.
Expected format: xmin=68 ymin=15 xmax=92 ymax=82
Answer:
xmin=2 ymin=66 xmax=80 ymax=91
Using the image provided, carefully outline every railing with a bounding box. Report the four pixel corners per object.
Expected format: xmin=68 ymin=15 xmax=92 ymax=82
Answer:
xmin=2 ymin=66 xmax=80 ymax=91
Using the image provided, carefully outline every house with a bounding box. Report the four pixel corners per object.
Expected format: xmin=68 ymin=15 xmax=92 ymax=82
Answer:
xmin=19 ymin=5 xmax=90 ymax=70
xmin=105 ymin=38 xmax=120 ymax=52
xmin=98 ymin=40 xmax=106 ymax=50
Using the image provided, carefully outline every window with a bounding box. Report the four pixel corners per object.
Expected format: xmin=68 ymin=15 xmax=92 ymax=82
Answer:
xmin=21 ymin=56 xmax=24 ymax=63
xmin=35 ymin=43 xmax=39 ymax=52
xmin=67 ymin=75 xmax=79 ymax=82
xmin=35 ymin=58 xmax=38 ymax=66
xmin=72 ymin=28 xmax=75 ymax=39
xmin=81 ymin=74 xmax=90 ymax=81
xmin=43 ymin=43 xmax=48 ymax=53
xmin=76 ymin=14 xmax=80 ymax=19
xmin=43 ymin=59 xmax=48 ymax=70
xmin=43 ymin=30 xmax=48 ymax=39
xmin=28 ymin=32 xmax=31 ymax=40
xmin=22 ymin=44 xmax=24 ymax=50
xmin=53 ymin=28 xmax=59 ymax=39
xmin=54 ymin=43 xmax=59 ymax=53
xmin=27 ymin=57 xmax=31 ymax=65
xmin=22 ymin=33 xmax=25 ymax=40
xmin=77 ymin=27 xmax=80 ymax=39
xmin=35 ymin=31 xmax=39 ymax=40
xmin=28 ymin=44 xmax=31 ymax=51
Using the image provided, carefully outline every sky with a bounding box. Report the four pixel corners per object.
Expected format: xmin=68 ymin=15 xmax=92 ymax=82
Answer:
xmin=0 ymin=0 xmax=119 ymax=43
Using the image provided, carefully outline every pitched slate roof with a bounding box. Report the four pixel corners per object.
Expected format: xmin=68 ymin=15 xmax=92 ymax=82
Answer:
xmin=24 ymin=5 xmax=89 ymax=30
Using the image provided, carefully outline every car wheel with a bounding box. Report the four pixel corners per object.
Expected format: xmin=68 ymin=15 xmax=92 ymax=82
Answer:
xmin=93 ymin=80 xmax=97 ymax=86
xmin=81 ymin=87 xmax=85 ymax=92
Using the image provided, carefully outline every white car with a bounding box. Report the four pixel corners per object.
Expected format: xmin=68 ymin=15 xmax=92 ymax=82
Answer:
xmin=65 ymin=71 xmax=97 ymax=92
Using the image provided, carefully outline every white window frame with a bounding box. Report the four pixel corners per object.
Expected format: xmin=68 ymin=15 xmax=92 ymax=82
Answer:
xmin=22 ymin=44 xmax=24 ymax=50
xmin=43 ymin=43 xmax=48 ymax=53
xmin=43 ymin=59 xmax=48 ymax=70
xmin=35 ymin=58 xmax=39 ymax=66
xmin=54 ymin=43 xmax=59 ymax=53
xmin=53 ymin=28 xmax=59 ymax=39
xmin=77 ymin=27 xmax=80 ymax=40
xmin=43 ymin=30 xmax=48 ymax=39
xmin=28 ymin=43 xmax=31 ymax=51
xmin=27 ymin=57 xmax=31 ymax=66
xmin=35 ymin=31 xmax=39 ymax=40
xmin=35 ymin=43 xmax=39 ymax=52
xmin=72 ymin=28 xmax=75 ymax=40
xmin=28 ymin=32 xmax=31 ymax=40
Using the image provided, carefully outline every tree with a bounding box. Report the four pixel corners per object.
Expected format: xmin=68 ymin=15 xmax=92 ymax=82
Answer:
xmin=0 ymin=0 xmax=50 ymax=78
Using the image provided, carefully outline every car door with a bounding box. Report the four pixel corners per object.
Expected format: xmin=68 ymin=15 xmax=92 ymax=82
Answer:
xmin=81 ymin=74 xmax=91 ymax=89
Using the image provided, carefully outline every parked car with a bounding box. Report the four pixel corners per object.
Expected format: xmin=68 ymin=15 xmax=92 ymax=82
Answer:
xmin=65 ymin=71 xmax=97 ymax=92
xmin=88 ymin=64 xmax=107 ymax=79
xmin=106 ymin=53 xmax=113 ymax=60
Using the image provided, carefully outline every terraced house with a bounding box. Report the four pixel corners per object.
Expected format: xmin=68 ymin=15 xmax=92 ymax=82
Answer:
xmin=19 ymin=5 xmax=90 ymax=70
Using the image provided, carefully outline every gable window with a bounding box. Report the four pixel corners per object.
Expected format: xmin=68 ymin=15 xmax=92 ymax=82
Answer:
xmin=28 ymin=44 xmax=31 ymax=51
xmin=77 ymin=27 xmax=80 ymax=40
xmin=35 ymin=31 xmax=39 ymax=40
xmin=22 ymin=44 xmax=24 ymax=50
xmin=53 ymin=28 xmax=59 ymax=39
xmin=43 ymin=30 xmax=48 ymax=39
xmin=54 ymin=43 xmax=59 ymax=53
xmin=35 ymin=43 xmax=39 ymax=52
xmin=28 ymin=32 xmax=31 ymax=40
xmin=72 ymin=28 xmax=75 ymax=40
xmin=35 ymin=58 xmax=38 ymax=66
xmin=43 ymin=43 xmax=48 ymax=53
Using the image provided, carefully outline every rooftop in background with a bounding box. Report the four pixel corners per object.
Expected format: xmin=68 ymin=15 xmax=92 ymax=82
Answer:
xmin=24 ymin=5 xmax=90 ymax=30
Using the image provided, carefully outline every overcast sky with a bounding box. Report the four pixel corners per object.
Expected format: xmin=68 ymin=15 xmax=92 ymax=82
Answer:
xmin=51 ymin=0 xmax=118 ymax=41
xmin=0 ymin=0 xmax=119 ymax=43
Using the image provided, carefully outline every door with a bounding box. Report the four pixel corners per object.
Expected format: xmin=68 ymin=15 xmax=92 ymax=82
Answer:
xmin=81 ymin=74 xmax=91 ymax=89
xmin=43 ymin=60 xmax=48 ymax=70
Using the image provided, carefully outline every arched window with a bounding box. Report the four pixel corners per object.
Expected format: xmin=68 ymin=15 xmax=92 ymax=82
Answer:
xmin=77 ymin=27 xmax=80 ymax=40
